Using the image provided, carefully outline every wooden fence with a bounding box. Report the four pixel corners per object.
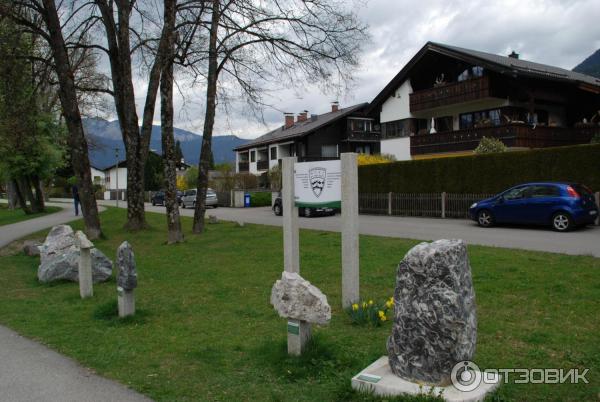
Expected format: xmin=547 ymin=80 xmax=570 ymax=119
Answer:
xmin=359 ymin=192 xmax=495 ymax=219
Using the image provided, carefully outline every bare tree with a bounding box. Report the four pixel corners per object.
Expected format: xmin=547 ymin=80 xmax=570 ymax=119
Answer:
xmin=189 ymin=0 xmax=367 ymax=233
xmin=160 ymin=0 xmax=184 ymax=243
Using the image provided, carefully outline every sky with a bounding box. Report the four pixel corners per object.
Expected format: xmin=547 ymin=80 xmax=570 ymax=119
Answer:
xmin=124 ymin=0 xmax=600 ymax=140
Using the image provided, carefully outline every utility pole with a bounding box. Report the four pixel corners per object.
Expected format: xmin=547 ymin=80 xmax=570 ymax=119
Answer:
xmin=115 ymin=148 xmax=119 ymax=208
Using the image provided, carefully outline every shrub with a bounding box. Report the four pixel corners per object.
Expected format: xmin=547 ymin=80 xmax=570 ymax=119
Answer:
xmin=357 ymin=153 xmax=396 ymax=166
xmin=474 ymin=136 xmax=507 ymax=154
xmin=249 ymin=191 xmax=272 ymax=207
xmin=359 ymin=144 xmax=600 ymax=194
xmin=591 ymin=133 xmax=600 ymax=145
xmin=346 ymin=297 xmax=394 ymax=327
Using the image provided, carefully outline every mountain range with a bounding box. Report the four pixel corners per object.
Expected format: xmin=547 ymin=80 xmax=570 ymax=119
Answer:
xmin=573 ymin=49 xmax=600 ymax=79
xmin=83 ymin=118 xmax=248 ymax=169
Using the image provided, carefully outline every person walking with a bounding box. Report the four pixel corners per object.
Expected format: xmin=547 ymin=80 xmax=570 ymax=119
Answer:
xmin=72 ymin=185 xmax=80 ymax=216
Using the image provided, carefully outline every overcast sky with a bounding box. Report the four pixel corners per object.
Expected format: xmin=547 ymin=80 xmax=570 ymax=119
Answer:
xmin=127 ymin=0 xmax=600 ymax=139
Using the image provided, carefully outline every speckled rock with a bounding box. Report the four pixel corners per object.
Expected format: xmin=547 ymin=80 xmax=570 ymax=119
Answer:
xmin=387 ymin=239 xmax=477 ymax=386
xmin=270 ymin=271 xmax=331 ymax=325
xmin=116 ymin=241 xmax=137 ymax=290
xmin=37 ymin=225 xmax=112 ymax=283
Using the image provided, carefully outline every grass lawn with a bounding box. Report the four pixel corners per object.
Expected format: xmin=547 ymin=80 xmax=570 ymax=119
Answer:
xmin=0 ymin=208 xmax=598 ymax=401
xmin=0 ymin=203 xmax=61 ymax=226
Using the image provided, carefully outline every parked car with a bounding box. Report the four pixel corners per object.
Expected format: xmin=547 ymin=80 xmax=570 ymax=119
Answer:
xmin=151 ymin=190 xmax=183 ymax=206
xmin=469 ymin=182 xmax=598 ymax=232
xmin=181 ymin=188 xmax=219 ymax=208
xmin=272 ymin=196 xmax=335 ymax=217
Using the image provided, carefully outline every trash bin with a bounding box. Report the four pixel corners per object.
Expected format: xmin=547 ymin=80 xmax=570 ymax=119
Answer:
xmin=244 ymin=193 xmax=251 ymax=207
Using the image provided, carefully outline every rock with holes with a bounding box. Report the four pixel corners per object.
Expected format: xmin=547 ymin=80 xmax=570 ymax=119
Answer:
xmin=270 ymin=271 xmax=331 ymax=325
xmin=116 ymin=241 xmax=137 ymax=290
xmin=387 ymin=239 xmax=477 ymax=386
xmin=37 ymin=225 xmax=112 ymax=283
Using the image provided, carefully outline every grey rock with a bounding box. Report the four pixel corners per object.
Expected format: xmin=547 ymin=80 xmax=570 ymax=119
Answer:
xmin=387 ymin=239 xmax=477 ymax=386
xmin=23 ymin=240 xmax=41 ymax=256
xmin=37 ymin=225 xmax=112 ymax=283
xmin=116 ymin=241 xmax=137 ymax=290
xmin=270 ymin=271 xmax=331 ymax=325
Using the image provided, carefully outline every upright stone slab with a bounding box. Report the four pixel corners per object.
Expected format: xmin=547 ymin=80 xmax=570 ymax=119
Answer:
xmin=387 ymin=239 xmax=477 ymax=386
xmin=75 ymin=231 xmax=94 ymax=299
xmin=116 ymin=241 xmax=138 ymax=317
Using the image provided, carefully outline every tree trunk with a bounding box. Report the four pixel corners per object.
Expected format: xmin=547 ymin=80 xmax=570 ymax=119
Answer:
xmin=19 ymin=177 xmax=40 ymax=213
xmin=6 ymin=181 xmax=18 ymax=209
xmin=160 ymin=0 xmax=183 ymax=244
xmin=12 ymin=179 xmax=31 ymax=214
xmin=32 ymin=175 xmax=46 ymax=212
xmin=193 ymin=0 xmax=220 ymax=234
xmin=95 ymin=0 xmax=167 ymax=231
xmin=40 ymin=0 xmax=102 ymax=239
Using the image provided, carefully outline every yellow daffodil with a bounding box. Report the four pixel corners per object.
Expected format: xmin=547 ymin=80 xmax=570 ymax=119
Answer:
xmin=352 ymin=303 xmax=358 ymax=311
xmin=368 ymin=300 xmax=374 ymax=305
xmin=362 ymin=301 xmax=367 ymax=308
xmin=378 ymin=310 xmax=385 ymax=318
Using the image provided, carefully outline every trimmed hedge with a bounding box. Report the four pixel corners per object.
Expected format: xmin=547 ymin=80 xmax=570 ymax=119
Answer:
xmin=249 ymin=191 xmax=273 ymax=207
xmin=359 ymin=144 xmax=600 ymax=194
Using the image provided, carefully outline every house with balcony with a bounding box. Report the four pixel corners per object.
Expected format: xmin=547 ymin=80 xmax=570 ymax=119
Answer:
xmin=367 ymin=42 xmax=600 ymax=160
xmin=234 ymin=102 xmax=380 ymax=174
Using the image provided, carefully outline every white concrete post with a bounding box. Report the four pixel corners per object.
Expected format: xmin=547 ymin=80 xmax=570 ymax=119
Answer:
xmin=441 ymin=192 xmax=447 ymax=219
xmin=388 ymin=192 xmax=392 ymax=216
xmin=282 ymin=156 xmax=308 ymax=355
xmin=282 ymin=157 xmax=299 ymax=274
xmin=596 ymin=192 xmax=600 ymax=226
xmin=341 ymin=153 xmax=359 ymax=308
xmin=118 ymin=288 xmax=135 ymax=317
xmin=75 ymin=231 xmax=93 ymax=299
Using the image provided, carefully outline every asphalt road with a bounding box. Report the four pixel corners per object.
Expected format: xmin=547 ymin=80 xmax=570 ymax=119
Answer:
xmin=98 ymin=200 xmax=600 ymax=257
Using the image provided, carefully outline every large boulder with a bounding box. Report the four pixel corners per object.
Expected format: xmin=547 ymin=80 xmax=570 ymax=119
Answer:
xmin=116 ymin=241 xmax=138 ymax=290
xmin=37 ymin=225 xmax=112 ymax=283
xmin=270 ymin=271 xmax=331 ymax=325
xmin=387 ymin=239 xmax=477 ymax=386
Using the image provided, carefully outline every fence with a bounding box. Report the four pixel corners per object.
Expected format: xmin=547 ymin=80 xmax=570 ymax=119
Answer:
xmin=359 ymin=192 xmax=495 ymax=219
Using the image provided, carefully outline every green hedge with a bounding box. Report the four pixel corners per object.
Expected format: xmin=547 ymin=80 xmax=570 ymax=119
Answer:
xmin=359 ymin=144 xmax=600 ymax=194
xmin=249 ymin=191 xmax=273 ymax=207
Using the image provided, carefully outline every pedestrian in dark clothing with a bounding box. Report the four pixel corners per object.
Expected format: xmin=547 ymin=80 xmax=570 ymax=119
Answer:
xmin=72 ymin=185 xmax=80 ymax=216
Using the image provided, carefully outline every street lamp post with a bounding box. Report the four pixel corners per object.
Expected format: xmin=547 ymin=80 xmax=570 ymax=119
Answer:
xmin=115 ymin=148 xmax=119 ymax=208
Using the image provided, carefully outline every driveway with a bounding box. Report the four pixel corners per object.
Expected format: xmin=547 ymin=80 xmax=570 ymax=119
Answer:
xmin=96 ymin=200 xmax=600 ymax=257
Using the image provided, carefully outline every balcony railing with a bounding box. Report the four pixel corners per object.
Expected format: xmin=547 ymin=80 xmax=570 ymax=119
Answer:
xmin=344 ymin=130 xmax=381 ymax=142
xmin=257 ymin=160 xmax=269 ymax=171
xmin=297 ymin=155 xmax=339 ymax=162
xmin=410 ymin=124 xmax=598 ymax=155
xmin=238 ymin=162 xmax=249 ymax=172
xmin=409 ymin=76 xmax=492 ymax=113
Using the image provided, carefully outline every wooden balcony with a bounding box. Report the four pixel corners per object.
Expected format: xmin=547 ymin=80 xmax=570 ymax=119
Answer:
xmin=409 ymin=76 xmax=492 ymax=113
xmin=344 ymin=130 xmax=381 ymax=142
xmin=256 ymin=160 xmax=269 ymax=171
xmin=410 ymin=124 xmax=598 ymax=155
xmin=238 ymin=162 xmax=249 ymax=172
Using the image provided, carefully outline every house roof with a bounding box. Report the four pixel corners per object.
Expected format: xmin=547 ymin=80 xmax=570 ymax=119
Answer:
xmin=234 ymin=103 xmax=369 ymax=151
xmin=367 ymin=41 xmax=600 ymax=114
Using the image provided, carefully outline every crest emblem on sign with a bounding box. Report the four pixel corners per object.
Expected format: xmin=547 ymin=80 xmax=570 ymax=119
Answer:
xmin=309 ymin=167 xmax=326 ymax=198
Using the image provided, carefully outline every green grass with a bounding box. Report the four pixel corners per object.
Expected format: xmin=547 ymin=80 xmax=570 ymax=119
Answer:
xmin=0 ymin=208 xmax=599 ymax=401
xmin=0 ymin=203 xmax=61 ymax=226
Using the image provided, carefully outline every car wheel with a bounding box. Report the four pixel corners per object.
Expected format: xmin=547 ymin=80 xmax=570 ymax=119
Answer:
xmin=477 ymin=210 xmax=494 ymax=227
xmin=304 ymin=208 xmax=312 ymax=218
xmin=552 ymin=212 xmax=572 ymax=232
xmin=273 ymin=204 xmax=282 ymax=216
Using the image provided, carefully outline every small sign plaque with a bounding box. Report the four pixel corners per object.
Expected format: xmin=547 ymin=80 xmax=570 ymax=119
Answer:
xmin=117 ymin=286 xmax=124 ymax=296
xmin=294 ymin=160 xmax=341 ymax=208
xmin=287 ymin=321 xmax=300 ymax=335
xmin=357 ymin=373 xmax=381 ymax=383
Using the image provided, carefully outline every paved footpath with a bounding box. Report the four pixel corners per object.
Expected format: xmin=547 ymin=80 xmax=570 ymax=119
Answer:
xmin=0 ymin=202 xmax=151 ymax=402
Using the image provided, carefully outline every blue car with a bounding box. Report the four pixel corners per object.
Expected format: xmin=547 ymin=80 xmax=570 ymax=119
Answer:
xmin=469 ymin=182 xmax=598 ymax=232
